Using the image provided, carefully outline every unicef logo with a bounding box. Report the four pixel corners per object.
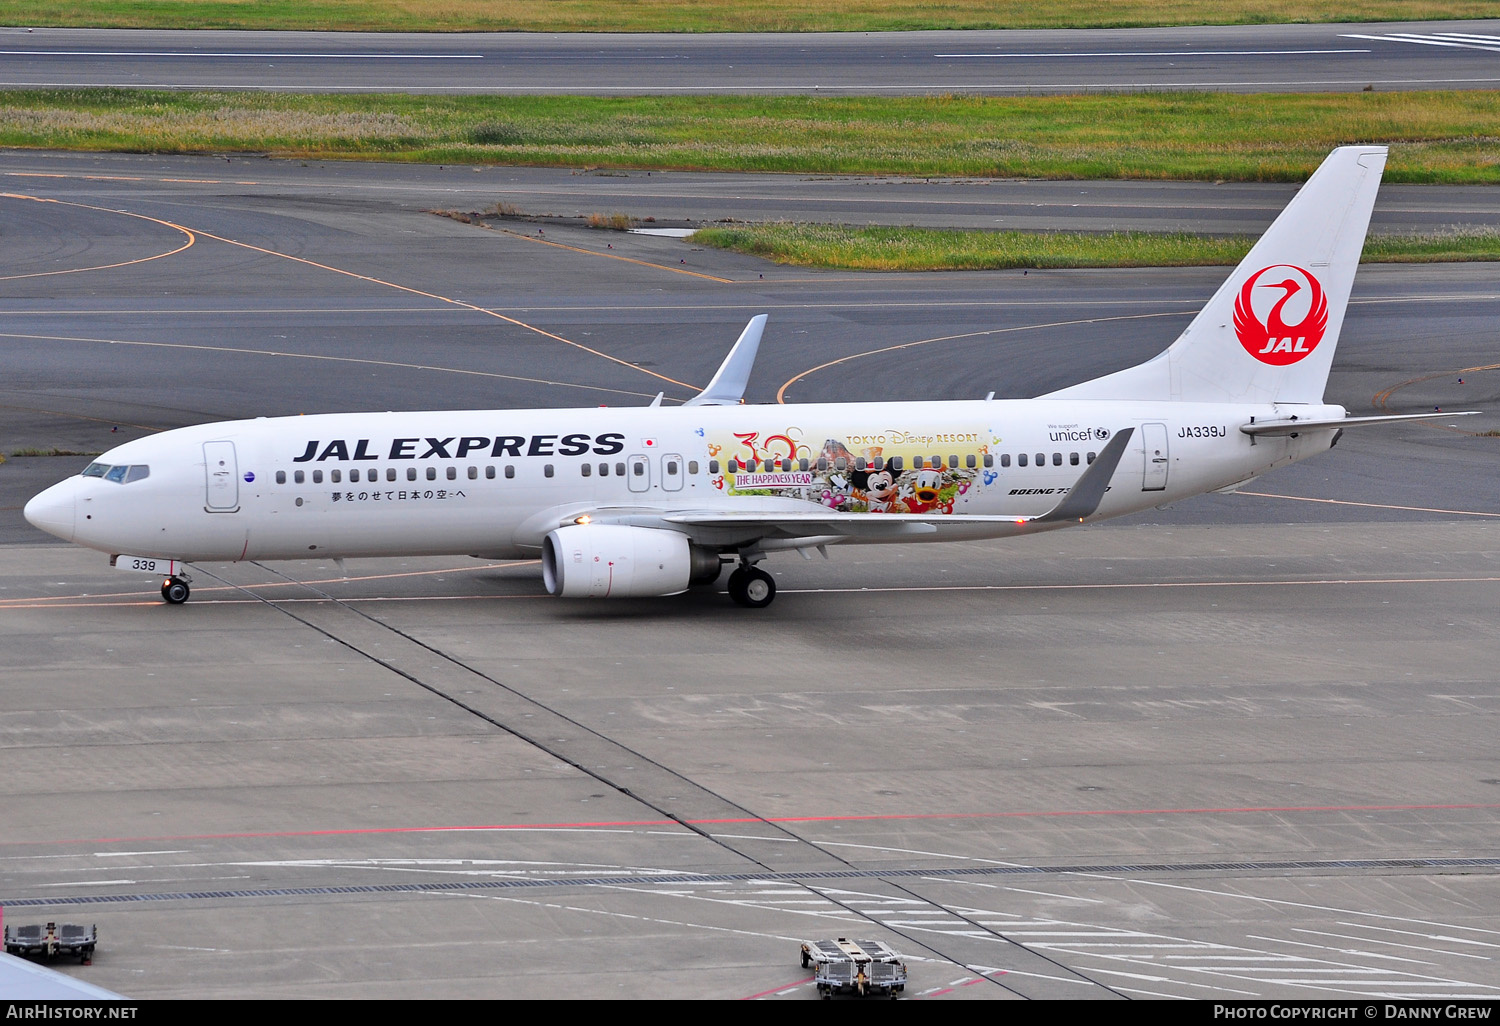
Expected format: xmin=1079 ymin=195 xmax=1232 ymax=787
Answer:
xmin=1095 ymin=428 xmax=1110 ymax=440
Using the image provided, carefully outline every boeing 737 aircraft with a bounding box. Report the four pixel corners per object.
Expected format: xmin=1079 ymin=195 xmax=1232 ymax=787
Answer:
xmin=24 ymin=146 xmax=1464 ymax=608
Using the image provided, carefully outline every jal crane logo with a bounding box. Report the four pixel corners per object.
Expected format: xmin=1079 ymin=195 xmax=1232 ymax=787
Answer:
xmin=1233 ymin=264 xmax=1328 ymax=366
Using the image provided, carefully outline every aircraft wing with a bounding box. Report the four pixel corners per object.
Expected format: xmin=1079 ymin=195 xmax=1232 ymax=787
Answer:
xmin=579 ymin=426 xmax=1136 ymax=542
xmin=0 ymin=953 xmax=123 ymax=999
xmin=683 ymin=315 xmax=767 ymax=406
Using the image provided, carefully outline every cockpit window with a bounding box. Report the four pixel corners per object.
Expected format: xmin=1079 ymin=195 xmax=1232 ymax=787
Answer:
xmin=83 ymin=463 xmax=151 ymax=484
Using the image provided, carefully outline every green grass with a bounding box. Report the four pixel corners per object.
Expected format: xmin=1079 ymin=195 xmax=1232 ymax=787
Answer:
xmin=690 ymin=223 xmax=1500 ymax=270
xmin=0 ymin=1 xmax=1492 ymax=32
xmin=6 ymin=448 xmax=102 ymax=457
xmin=2 ymin=90 xmax=1500 ymax=183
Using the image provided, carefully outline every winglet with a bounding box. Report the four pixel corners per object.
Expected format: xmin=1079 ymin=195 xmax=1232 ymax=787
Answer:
xmin=1035 ymin=427 xmax=1134 ymax=524
xmin=683 ymin=315 xmax=767 ymax=406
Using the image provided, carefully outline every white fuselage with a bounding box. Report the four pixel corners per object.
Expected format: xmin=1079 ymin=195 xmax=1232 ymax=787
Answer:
xmin=26 ymin=398 xmax=1341 ymax=563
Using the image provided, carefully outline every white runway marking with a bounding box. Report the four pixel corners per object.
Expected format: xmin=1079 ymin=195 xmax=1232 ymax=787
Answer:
xmin=937 ymin=50 xmax=1369 ymax=58
xmin=1342 ymin=33 xmax=1500 ymax=54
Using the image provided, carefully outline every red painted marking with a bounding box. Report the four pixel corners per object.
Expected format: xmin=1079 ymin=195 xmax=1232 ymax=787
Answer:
xmin=7 ymin=802 xmax=1497 ymax=849
xmin=742 ymin=976 xmax=814 ymax=1000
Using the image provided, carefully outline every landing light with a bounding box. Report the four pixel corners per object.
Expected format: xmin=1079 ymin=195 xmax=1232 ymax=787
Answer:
xmin=574 ymin=515 xmax=593 ymax=525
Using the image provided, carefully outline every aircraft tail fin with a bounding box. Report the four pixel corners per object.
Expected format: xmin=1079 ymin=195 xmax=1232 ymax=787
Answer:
xmin=1045 ymin=146 xmax=1387 ymax=405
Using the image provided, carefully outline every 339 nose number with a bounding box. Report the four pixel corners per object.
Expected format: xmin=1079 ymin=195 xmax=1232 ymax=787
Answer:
xmin=112 ymin=554 xmax=181 ymax=576
xmin=1178 ymin=425 xmax=1227 ymax=438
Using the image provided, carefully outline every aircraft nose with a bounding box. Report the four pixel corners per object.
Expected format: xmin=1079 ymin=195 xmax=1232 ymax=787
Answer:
xmin=23 ymin=481 xmax=76 ymax=542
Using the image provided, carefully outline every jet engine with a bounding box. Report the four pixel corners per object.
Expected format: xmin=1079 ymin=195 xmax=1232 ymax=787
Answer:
xmin=541 ymin=524 xmax=721 ymax=598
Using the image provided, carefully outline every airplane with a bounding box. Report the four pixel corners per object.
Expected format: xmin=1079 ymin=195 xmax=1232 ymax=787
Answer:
xmin=23 ymin=145 xmax=1471 ymax=608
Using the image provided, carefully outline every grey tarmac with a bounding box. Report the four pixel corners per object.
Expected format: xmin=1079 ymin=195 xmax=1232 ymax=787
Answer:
xmin=0 ymin=155 xmax=1496 ymax=999
xmin=2 ymin=21 xmax=1500 ymax=94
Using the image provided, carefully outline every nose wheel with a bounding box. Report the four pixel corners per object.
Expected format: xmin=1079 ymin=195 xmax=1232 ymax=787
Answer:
xmin=161 ymin=576 xmax=191 ymax=604
xmin=727 ymin=565 xmax=776 ymax=608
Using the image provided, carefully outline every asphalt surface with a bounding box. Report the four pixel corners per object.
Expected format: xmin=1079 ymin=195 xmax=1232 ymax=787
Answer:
xmin=1 ymin=21 xmax=1499 ymax=94
xmin=0 ymin=157 xmax=1497 ymax=999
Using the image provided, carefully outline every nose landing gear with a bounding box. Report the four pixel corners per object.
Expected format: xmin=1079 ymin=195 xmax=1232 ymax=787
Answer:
xmin=161 ymin=575 xmax=191 ymax=605
xmin=726 ymin=563 xmax=776 ymax=608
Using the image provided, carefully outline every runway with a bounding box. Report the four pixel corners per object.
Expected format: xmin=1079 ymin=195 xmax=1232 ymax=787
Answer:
xmin=0 ymin=157 xmax=1497 ymax=999
xmin=1 ymin=21 xmax=1499 ymax=94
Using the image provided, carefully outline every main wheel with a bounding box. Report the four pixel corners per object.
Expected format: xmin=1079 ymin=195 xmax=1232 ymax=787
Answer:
xmin=161 ymin=577 xmax=190 ymax=604
xmin=727 ymin=566 xmax=776 ymax=608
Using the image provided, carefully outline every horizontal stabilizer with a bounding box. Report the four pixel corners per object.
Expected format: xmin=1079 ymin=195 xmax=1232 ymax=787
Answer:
xmin=1034 ymin=426 xmax=1134 ymax=523
xmin=683 ymin=314 xmax=767 ymax=406
xmin=1241 ymin=411 xmax=1478 ymax=436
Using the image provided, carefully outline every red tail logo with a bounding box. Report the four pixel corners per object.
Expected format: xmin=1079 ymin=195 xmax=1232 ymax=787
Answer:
xmin=1233 ymin=264 xmax=1328 ymax=366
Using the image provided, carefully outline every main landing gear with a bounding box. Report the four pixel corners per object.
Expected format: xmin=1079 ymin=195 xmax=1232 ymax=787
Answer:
xmin=160 ymin=575 xmax=191 ymax=605
xmin=726 ymin=563 xmax=776 ymax=609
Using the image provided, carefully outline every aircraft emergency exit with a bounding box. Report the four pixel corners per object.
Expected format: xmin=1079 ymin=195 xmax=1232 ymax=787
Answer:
xmin=24 ymin=146 xmax=1467 ymax=608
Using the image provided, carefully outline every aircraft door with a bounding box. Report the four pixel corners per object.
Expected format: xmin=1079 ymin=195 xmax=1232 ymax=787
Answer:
xmin=203 ymin=440 xmax=240 ymax=511
xmin=627 ymin=453 xmax=651 ymax=493
xmin=1140 ymin=422 xmax=1169 ymax=491
xmin=661 ymin=453 xmax=684 ymax=492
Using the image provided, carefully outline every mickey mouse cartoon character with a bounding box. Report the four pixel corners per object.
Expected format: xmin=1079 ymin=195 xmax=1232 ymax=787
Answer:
xmin=849 ymin=448 xmax=908 ymax=514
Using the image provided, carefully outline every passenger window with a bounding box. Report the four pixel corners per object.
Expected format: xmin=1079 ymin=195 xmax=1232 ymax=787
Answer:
xmin=914 ymin=457 xmax=925 ymax=470
xmin=728 ymin=460 xmax=740 ymax=473
xmin=615 ymin=462 xmax=625 ymax=476
xmin=1018 ymin=453 xmax=1028 ymax=467
xmin=855 ymin=457 xmax=866 ymax=471
xmin=965 ymin=454 xmax=976 ymax=469
xmin=331 ymin=469 xmax=342 ymax=483
xmin=708 ymin=460 xmax=719 ymax=475
xmin=505 ymin=465 xmax=515 ymax=479
xmin=1087 ymin=451 xmax=1097 ymax=464
xmin=407 ymin=467 xmax=417 ymax=481
xmin=312 ymin=469 xmax=323 ymax=483
xmin=276 ymin=470 xmax=287 ymax=484
xmin=387 ymin=467 xmax=397 ymax=482
xmin=581 ymin=463 xmax=592 ymax=477
xmin=1053 ymin=453 xmax=1062 ymax=466
xmin=544 ymin=464 xmax=554 ymax=478
xmin=667 ymin=460 xmax=679 ymax=475
xmin=446 ymin=466 xmax=456 ymax=480
xmin=889 ymin=456 xmax=903 ymax=472
xmin=350 ymin=469 xmax=361 ymax=483
xmin=632 ymin=462 xmax=644 ymax=477
xmin=294 ymin=470 xmax=305 ymax=484
xmin=799 ymin=458 xmax=809 ymax=472
xmin=105 ymin=465 xmax=128 ymax=483
xmin=1036 ymin=453 xmax=1045 ymax=466
xmin=485 ymin=466 xmax=495 ymax=479
xmin=998 ymin=454 xmax=1008 ymax=468
xmin=1070 ymin=452 xmax=1080 ymax=465
xmin=599 ymin=462 xmax=610 ymax=476
xmin=817 ymin=457 xmax=828 ymax=471
xmin=427 ymin=466 xmax=437 ymax=481
xmin=467 ymin=466 xmax=478 ymax=480
xmin=688 ymin=460 xmax=699 ymax=475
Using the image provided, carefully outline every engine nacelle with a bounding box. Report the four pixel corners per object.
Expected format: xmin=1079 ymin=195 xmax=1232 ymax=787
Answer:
xmin=541 ymin=524 xmax=719 ymax=598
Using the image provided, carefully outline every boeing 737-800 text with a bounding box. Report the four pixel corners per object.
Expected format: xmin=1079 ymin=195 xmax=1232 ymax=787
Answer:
xmin=24 ymin=146 xmax=1464 ymax=608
